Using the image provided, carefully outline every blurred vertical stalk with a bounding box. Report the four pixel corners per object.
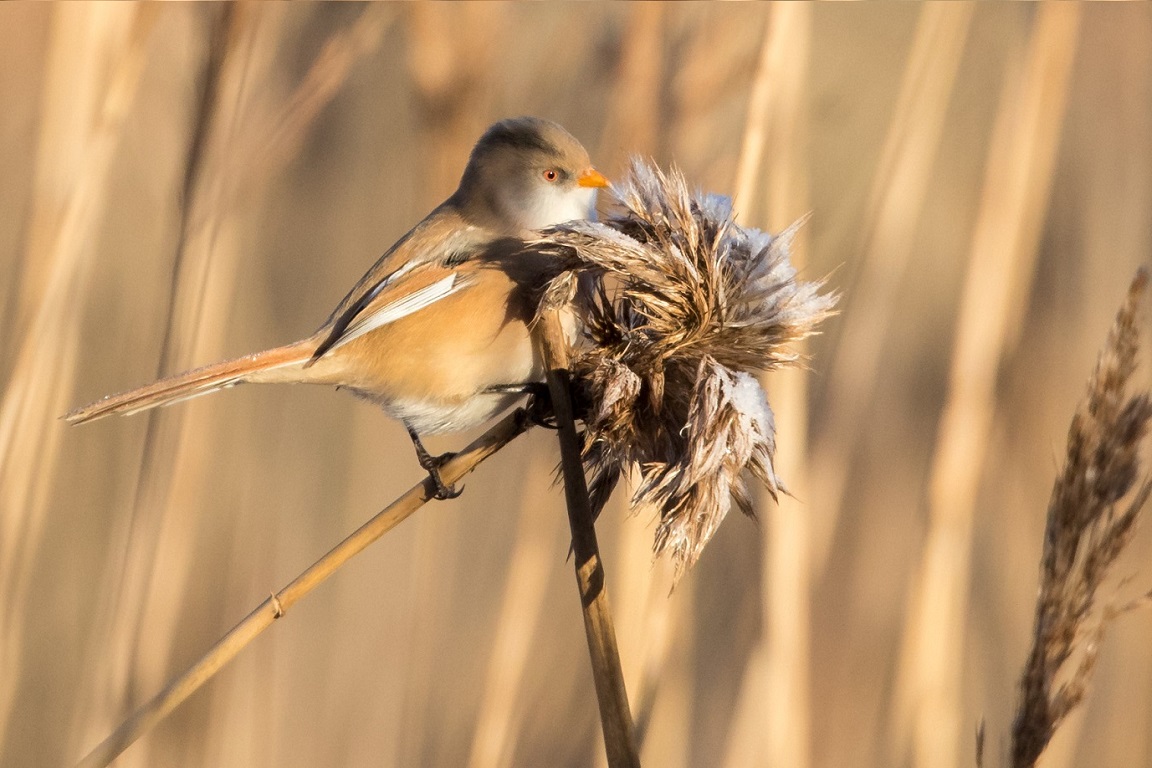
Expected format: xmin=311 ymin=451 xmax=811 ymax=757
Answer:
xmin=807 ymin=4 xmax=974 ymax=573
xmin=466 ymin=451 xmax=562 ymax=768
xmin=0 ymin=3 xmax=153 ymax=747
xmin=84 ymin=11 xmax=264 ymax=764
xmin=890 ymin=7 xmax=1081 ymax=768
xmin=406 ymin=3 xmax=500 ymax=193
xmin=723 ymin=6 xmax=813 ymax=768
xmin=79 ymin=8 xmax=390 ymax=764
xmin=760 ymin=6 xmax=813 ymax=768
xmin=731 ymin=7 xmax=781 ymax=209
xmin=599 ymin=3 xmax=664 ymax=158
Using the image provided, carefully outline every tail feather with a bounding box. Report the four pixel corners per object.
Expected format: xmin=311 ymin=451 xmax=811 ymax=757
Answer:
xmin=64 ymin=340 xmax=316 ymax=425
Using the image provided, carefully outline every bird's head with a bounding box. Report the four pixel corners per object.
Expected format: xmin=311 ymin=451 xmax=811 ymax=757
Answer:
xmin=454 ymin=117 xmax=608 ymax=234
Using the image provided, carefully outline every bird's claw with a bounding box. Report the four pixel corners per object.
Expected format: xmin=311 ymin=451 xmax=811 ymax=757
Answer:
xmin=408 ymin=427 xmax=462 ymax=500
xmin=427 ymin=464 xmax=463 ymax=500
xmin=419 ymin=450 xmax=461 ymax=500
xmin=526 ymin=387 xmax=558 ymax=430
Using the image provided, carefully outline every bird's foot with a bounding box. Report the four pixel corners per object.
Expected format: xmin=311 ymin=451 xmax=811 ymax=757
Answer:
xmin=524 ymin=384 xmax=558 ymax=430
xmin=408 ymin=428 xmax=462 ymax=500
xmin=426 ymin=459 xmax=462 ymax=500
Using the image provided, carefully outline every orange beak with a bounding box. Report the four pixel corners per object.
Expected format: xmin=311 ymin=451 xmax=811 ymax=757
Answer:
xmin=577 ymin=168 xmax=610 ymax=188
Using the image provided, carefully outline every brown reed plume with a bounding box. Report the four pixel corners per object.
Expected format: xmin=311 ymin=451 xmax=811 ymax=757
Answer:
xmin=537 ymin=159 xmax=837 ymax=576
xmin=1010 ymin=268 xmax=1152 ymax=767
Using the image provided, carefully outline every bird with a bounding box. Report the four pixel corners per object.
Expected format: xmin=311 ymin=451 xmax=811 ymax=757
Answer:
xmin=65 ymin=116 xmax=608 ymax=499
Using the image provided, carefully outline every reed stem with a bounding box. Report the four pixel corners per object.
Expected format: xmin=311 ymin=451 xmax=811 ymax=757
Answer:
xmin=535 ymin=308 xmax=641 ymax=768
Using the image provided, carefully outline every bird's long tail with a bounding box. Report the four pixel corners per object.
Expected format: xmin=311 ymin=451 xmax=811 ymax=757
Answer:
xmin=64 ymin=340 xmax=317 ymax=425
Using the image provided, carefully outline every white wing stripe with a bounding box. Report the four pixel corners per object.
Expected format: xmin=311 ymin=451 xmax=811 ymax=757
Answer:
xmin=330 ymin=273 xmax=461 ymax=350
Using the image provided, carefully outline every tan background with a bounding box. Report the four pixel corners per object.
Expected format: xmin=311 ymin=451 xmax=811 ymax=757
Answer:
xmin=2 ymin=4 xmax=1150 ymax=767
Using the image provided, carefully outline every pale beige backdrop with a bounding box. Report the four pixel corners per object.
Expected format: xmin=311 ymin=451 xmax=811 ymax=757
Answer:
xmin=2 ymin=4 xmax=1150 ymax=768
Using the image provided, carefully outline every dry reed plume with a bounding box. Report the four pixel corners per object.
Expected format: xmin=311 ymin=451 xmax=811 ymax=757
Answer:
xmin=1010 ymin=268 xmax=1152 ymax=767
xmin=537 ymin=160 xmax=837 ymax=575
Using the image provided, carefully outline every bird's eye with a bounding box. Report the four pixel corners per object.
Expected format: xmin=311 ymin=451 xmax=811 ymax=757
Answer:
xmin=543 ymin=169 xmax=559 ymax=182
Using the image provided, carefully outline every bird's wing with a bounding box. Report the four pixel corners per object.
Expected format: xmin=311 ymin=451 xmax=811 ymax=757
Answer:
xmin=324 ymin=267 xmax=472 ymax=354
xmin=308 ymin=208 xmax=500 ymax=363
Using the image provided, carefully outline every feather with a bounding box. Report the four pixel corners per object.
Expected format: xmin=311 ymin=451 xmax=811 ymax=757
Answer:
xmin=329 ymin=272 xmax=465 ymax=352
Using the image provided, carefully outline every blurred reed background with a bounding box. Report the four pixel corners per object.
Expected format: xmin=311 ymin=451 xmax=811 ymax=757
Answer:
xmin=2 ymin=4 xmax=1150 ymax=767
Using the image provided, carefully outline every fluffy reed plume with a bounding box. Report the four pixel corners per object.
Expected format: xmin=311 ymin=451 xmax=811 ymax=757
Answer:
xmin=1011 ymin=269 xmax=1152 ymax=768
xmin=536 ymin=160 xmax=836 ymax=575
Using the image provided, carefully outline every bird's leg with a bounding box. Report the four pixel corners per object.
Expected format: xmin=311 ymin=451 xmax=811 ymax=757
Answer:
xmin=407 ymin=427 xmax=462 ymax=500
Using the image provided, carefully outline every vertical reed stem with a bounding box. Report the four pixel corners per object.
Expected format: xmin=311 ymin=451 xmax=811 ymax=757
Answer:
xmin=535 ymin=309 xmax=640 ymax=768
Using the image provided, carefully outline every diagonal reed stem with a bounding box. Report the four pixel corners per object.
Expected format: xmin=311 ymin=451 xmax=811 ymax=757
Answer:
xmin=535 ymin=308 xmax=640 ymax=768
xmin=74 ymin=408 xmax=533 ymax=768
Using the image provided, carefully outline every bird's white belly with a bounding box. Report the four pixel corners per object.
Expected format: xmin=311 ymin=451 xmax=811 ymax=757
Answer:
xmin=385 ymin=391 xmax=527 ymax=435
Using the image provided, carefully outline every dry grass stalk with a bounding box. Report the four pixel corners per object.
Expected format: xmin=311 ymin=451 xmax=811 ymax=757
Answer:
xmin=537 ymin=159 xmax=836 ymax=577
xmin=747 ymin=6 xmax=813 ymax=768
xmin=73 ymin=408 xmax=534 ymax=768
xmin=0 ymin=5 xmax=154 ymax=745
xmin=252 ymin=6 xmax=393 ymax=178
xmin=466 ymin=450 xmax=561 ymax=768
xmin=731 ymin=5 xmax=783 ymax=210
xmin=891 ymin=8 xmax=1081 ymax=767
xmin=723 ymin=6 xmax=814 ymax=768
xmin=808 ymin=3 xmax=974 ymax=572
xmin=86 ymin=13 xmax=274 ymax=756
xmin=1010 ymin=268 xmax=1152 ymax=768
xmin=535 ymin=307 xmax=640 ymax=768
xmin=598 ymin=3 xmax=663 ymax=159
xmin=78 ymin=14 xmax=394 ymax=760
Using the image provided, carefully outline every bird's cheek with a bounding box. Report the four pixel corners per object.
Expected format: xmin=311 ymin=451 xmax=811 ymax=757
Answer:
xmin=577 ymin=187 xmax=598 ymax=222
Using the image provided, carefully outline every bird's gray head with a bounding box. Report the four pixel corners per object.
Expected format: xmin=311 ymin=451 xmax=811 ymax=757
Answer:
xmin=453 ymin=117 xmax=607 ymax=234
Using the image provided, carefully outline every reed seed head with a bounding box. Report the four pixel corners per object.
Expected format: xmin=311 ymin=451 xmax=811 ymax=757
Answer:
xmin=536 ymin=159 xmax=837 ymax=576
xmin=1011 ymin=269 xmax=1152 ymax=767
